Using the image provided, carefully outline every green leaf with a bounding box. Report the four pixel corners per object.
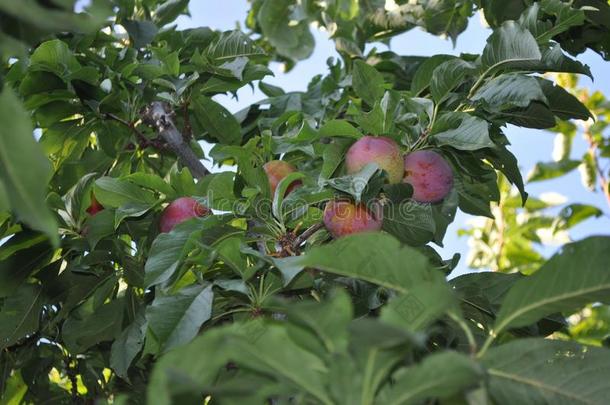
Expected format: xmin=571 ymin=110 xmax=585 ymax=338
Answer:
xmin=0 ymin=180 xmax=8 ymax=212
xmin=84 ymin=209 xmax=115 ymax=248
xmin=527 ymin=159 xmax=580 ymax=182
xmin=192 ymin=95 xmax=242 ymax=145
xmin=153 ymin=0 xmax=190 ymax=26
xmin=451 ymin=158 xmax=499 ymax=218
xmin=122 ymin=19 xmax=159 ymax=48
xmin=382 ymin=201 xmax=435 ymax=246
xmin=552 ymin=203 xmax=603 ymax=232
xmin=205 ymin=30 xmax=265 ymax=60
xmin=430 ymin=59 xmax=476 ymax=103
xmin=432 ymin=112 xmax=494 ymax=150
xmin=110 ymin=312 xmax=147 ymax=380
xmin=147 ymin=326 xmax=237 ymax=405
xmin=93 ymin=177 xmax=156 ymax=207
xmin=494 ymin=236 xmax=610 ymax=334
xmin=29 ymin=39 xmax=81 ymax=80
xmin=62 ymin=298 xmax=124 ymax=353
xmin=318 ymin=120 xmax=362 ymax=139
xmin=472 ymin=74 xmax=547 ymax=111
xmin=482 ymin=339 xmax=610 ymax=405
xmin=226 ymin=324 xmax=333 ymax=404
xmin=259 ymin=81 xmax=285 ymax=97
xmin=538 ymin=79 xmax=592 ymax=120
xmin=144 ymin=220 xmax=202 ymax=288
xmin=481 ymin=21 xmax=542 ymax=71
xmin=537 ymin=44 xmax=592 ymax=78
xmin=0 ymin=232 xmax=53 ymax=297
xmin=352 ymin=90 xmax=409 ymax=135
xmin=501 ymin=102 xmax=557 ymax=129
xmin=452 ymin=272 xmax=521 ymax=315
xmin=538 ymin=0 xmax=586 ymax=43
xmin=325 ymin=163 xmax=382 ymax=203
xmin=381 ymin=352 xmax=483 ymax=405
xmin=0 ymin=284 xmax=44 ymax=349
xmin=123 ymin=173 xmax=175 ymax=197
xmin=272 ymin=172 xmax=306 ymax=220
xmin=486 ymin=143 xmax=528 ymax=205
xmin=114 ymin=202 xmax=153 ymax=228
xmin=411 ymin=54 xmax=455 ymax=96
xmin=352 ymin=60 xmax=386 ymax=106
xmin=380 ymin=280 xmax=457 ymax=332
xmin=274 ymin=233 xmax=438 ymax=294
xmin=146 ymin=285 xmax=214 ymax=352
xmin=257 ymin=0 xmax=314 ymax=60
xmin=281 ymin=290 xmax=352 ymax=354
xmin=0 ymin=88 xmax=58 ymax=245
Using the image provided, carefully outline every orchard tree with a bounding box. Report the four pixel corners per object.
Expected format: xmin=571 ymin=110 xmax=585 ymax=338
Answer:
xmin=1 ymin=0 xmax=610 ymax=404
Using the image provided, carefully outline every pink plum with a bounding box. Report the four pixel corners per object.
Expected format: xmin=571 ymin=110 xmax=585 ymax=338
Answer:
xmin=323 ymin=200 xmax=383 ymax=238
xmin=159 ymin=197 xmax=210 ymax=233
xmin=403 ymin=150 xmax=453 ymax=203
xmin=263 ymin=160 xmax=302 ymax=196
xmin=86 ymin=193 xmax=104 ymax=215
xmin=345 ymin=136 xmax=404 ymax=184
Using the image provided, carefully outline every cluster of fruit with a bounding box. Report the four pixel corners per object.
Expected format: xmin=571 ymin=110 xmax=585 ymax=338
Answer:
xmin=325 ymin=136 xmax=454 ymax=238
xmin=85 ymin=136 xmax=453 ymax=240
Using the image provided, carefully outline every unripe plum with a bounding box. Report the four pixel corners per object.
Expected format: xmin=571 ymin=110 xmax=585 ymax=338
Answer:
xmin=345 ymin=136 xmax=404 ymax=184
xmin=86 ymin=194 xmax=104 ymax=215
xmin=263 ymin=160 xmax=301 ymax=196
xmin=159 ymin=197 xmax=210 ymax=233
xmin=403 ymin=150 xmax=453 ymax=203
xmin=323 ymin=200 xmax=383 ymax=238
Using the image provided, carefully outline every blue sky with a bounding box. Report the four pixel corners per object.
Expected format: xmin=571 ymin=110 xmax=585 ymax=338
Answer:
xmin=178 ymin=1 xmax=610 ymax=276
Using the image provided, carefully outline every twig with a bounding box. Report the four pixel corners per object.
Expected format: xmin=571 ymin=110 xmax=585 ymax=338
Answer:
xmin=583 ymin=126 xmax=610 ymax=209
xmin=141 ymin=102 xmax=209 ymax=179
xmin=64 ymin=355 xmax=78 ymax=401
xmin=292 ymin=222 xmax=324 ymax=251
xmin=104 ymin=113 xmax=150 ymax=147
xmin=182 ymin=101 xmax=193 ymax=142
xmin=448 ymin=312 xmax=477 ymax=356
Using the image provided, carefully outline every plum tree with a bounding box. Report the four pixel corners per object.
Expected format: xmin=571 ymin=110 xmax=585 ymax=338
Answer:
xmin=323 ymin=200 xmax=383 ymax=238
xmin=403 ymin=150 xmax=454 ymax=203
xmin=159 ymin=197 xmax=210 ymax=233
xmin=3 ymin=1 xmax=610 ymax=403
xmin=345 ymin=136 xmax=404 ymax=183
xmin=86 ymin=194 xmax=103 ymax=215
xmin=263 ymin=160 xmax=301 ymax=196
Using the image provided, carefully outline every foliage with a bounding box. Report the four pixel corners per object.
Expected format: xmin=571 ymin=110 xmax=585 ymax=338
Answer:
xmin=1 ymin=0 xmax=610 ymax=403
xmin=462 ymin=72 xmax=610 ymax=348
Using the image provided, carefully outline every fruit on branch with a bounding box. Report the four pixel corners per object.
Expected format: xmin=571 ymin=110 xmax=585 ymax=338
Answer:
xmin=403 ymin=150 xmax=453 ymax=203
xmin=323 ymin=200 xmax=383 ymax=238
xmin=159 ymin=197 xmax=210 ymax=233
xmin=263 ymin=160 xmax=302 ymax=196
xmin=86 ymin=194 xmax=104 ymax=215
xmin=345 ymin=136 xmax=404 ymax=184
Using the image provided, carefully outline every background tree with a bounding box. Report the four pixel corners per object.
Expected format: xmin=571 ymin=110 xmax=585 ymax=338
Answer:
xmin=1 ymin=0 xmax=610 ymax=403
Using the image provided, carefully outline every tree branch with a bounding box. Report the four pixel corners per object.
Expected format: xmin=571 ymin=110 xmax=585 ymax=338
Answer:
xmin=105 ymin=112 xmax=168 ymax=151
xmin=292 ymin=222 xmax=324 ymax=251
xmin=583 ymin=128 xmax=610 ymax=210
xmin=141 ymin=102 xmax=209 ymax=179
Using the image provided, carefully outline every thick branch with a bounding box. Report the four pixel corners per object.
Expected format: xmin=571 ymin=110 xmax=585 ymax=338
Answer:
xmin=141 ymin=102 xmax=209 ymax=179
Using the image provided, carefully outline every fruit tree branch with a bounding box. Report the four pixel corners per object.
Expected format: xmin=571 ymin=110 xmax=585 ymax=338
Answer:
xmin=583 ymin=126 xmax=610 ymax=210
xmin=292 ymin=222 xmax=325 ymax=251
xmin=141 ymin=102 xmax=209 ymax=179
